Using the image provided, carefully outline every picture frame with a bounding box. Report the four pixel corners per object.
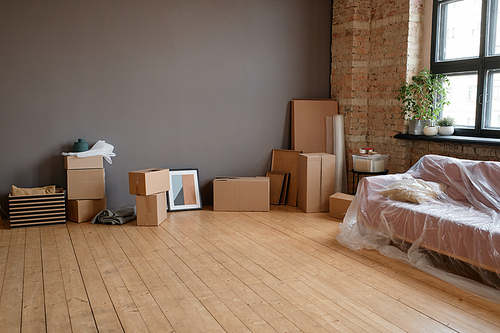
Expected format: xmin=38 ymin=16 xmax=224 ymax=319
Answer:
xmin=167 ymin=169 xmax=202 ymax=211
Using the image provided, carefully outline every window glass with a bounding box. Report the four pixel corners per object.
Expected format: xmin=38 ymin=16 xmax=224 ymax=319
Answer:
xmin=437 ymin=0 xmax=482 ymax=61
xmin=442 ymin=73 xmax=478 ymax=126
xmin=484 ymin=70 xmax=500 ymax=128
xmin=487 ymin=0 xmax=500 ymax=56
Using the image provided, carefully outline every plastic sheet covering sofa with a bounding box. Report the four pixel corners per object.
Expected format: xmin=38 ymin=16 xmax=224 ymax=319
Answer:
xmin=337 ymin=154 xmax=500 ymax=304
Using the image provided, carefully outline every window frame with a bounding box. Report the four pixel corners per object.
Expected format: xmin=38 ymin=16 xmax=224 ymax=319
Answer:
xmin=431 ymin=0 xmax=500 ymax=138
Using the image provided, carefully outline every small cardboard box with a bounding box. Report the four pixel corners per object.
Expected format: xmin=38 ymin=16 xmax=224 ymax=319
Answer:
xmin=64 ymin=155 xmax=103 ymax=169
xmin=67 ymin=198 xmax=107 ymax=223
xmin=67 ymin=169 xmax=105 ymax=200
xmin=9 ymin=188 xmax=66 ymax=228
xmin=213 ymin=177 xmax=270 ymax=212
xmin=129 ymin=168 xmax=170 ymax=196
xmin=329 ymin=193 xmax=354 ymax=220
xmin=136 ymin=191 xmax=167 ymax=226
xmin=298 ymin=153 xmax=336 ymax=213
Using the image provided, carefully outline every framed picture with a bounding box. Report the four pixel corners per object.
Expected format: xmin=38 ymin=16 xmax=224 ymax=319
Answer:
xmin=167 ymin=169 xmax=202 ymax=211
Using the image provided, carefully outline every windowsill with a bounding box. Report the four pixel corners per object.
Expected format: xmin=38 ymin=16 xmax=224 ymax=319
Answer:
xmin=394 ymin=133 xmax=500 ymax=146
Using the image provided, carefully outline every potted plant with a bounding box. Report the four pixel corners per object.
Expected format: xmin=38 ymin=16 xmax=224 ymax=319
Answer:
xmin=396 ymin=68 xmax=450 ymax=135
xmin=436 ymin=116 xmax=456 ymax=136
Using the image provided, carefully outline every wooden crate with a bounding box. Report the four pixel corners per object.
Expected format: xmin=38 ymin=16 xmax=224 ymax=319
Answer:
xmin=9 ymin=188 xmax=66 ymax=228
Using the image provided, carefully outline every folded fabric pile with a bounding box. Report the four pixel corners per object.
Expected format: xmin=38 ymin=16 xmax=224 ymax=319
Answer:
xmin=62 ymin=140 xmax=116 ymax=164
xmin=91 ymin=204 xmax=136 ymax=225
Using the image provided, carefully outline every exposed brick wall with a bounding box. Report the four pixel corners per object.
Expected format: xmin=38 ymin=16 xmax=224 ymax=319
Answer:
xmin=331 ymin=0 xmax=499 ymax=189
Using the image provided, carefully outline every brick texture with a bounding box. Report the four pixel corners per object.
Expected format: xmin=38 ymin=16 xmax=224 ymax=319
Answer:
xmin=331 ymin=0 xmax=499 ymax=190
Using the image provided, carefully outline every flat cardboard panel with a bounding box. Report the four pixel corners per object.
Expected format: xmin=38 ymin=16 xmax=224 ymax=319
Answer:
xmin=129 ymin=168 xmax=170 ymax=196
xmin=67 ymin=169 xmax=105 ymax=200
xmin=291 ymin=99 xmax=338 ymax=153
xmin=136 ymin=191 xmax=167 ymax=226
xmin=280 ymin=173 xmax=290 ymax=205
xmin=266 ymin=171 xmax=286 ymax=205
xmin=64 ymin=155 xmax=103 ymax=169
xmin=271 ymin=149 xmax=300 ymax=206
xmin=67 ymin=198 xmax=106 ymax=223
xmin=329 ymin=192 xmax=354 ymax=220
xmin=213 ymin=177 xmax=270 ymax=212
xmin=298 ymin=153 xmax=336 ymax=213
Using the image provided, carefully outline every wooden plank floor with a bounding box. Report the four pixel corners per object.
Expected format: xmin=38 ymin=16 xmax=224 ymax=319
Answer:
xmin=0 ymin=206 xmax=500 ymax=332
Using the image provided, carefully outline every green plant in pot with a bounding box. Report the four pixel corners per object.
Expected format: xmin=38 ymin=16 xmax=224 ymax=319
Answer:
xmin=396 ymin=68 xmax=450 ymax=135
xmin=436 ymin=116 xmax=456 ymax=136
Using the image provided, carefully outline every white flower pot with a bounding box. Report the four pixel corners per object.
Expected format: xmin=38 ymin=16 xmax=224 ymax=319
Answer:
xmin=438 ymin=126 xmax=454 ymax=136
xmin=423 ymin=126 xmax=438 ymax=136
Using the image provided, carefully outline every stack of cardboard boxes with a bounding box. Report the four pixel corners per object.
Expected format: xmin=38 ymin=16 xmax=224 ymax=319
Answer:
xmin=65 ymin=155 xmax=106 ymax=222
xmin=129 ymin=168 xmax=170 ymax=226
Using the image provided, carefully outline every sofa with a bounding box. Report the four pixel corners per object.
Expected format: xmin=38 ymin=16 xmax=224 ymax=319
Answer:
xmin=337 ymin=155 xmax=500 ymax=302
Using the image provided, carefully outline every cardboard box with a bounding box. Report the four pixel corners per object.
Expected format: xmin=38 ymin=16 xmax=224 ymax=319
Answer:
xmin=67 ymin=198 xmax=106 ymax=223
xmin=129 ymin=168 xmax=170 ymax=196
xmin=298 ymin=153 xmax=335 ymax=213
xmin=329 ymin=193 xmax=354 ymax=220
xmin=9 ymin=188 xmax=66 ymax=228
xmin=213 ymin=177 xmax=270 ymax=212
xmin=67 ymin=169 xmax=105 ymax=200
xmin=291 ymin=99 xmax=339 ymax=153
xmin=64 ymin=155 xmax=103 ymax=169
xmin=136 ymin=191 xmax=167 ymax=226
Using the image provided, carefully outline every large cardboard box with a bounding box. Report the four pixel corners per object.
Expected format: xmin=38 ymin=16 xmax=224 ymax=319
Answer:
xmin=64 ymin=155 xmax=103 ymax=169
xmin=129 ymin=168 xmax=170 ymax=196
xmin=291 ymin=99 xmax=339 ymax=153
xmin=67 ymin=169 xmax=105 ymax=200
xmin=213 ymin=177 xmax=270 ymax=212
xmin=329 ymin=193 xmax=354 ymax=220
xmin=298 ymin=153 xmax=336 ymax=213
xmin=67 ymin=198 xmax=106 ymax=223
xmin=136 ymin=191 xmax=167 ymax=226
xmin=9 ymin=188 xmax=66 ymax=228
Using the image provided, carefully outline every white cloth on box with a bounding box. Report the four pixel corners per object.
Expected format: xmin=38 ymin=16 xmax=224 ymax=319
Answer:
xmin=62 ymin=140 xmax=116 ymax=164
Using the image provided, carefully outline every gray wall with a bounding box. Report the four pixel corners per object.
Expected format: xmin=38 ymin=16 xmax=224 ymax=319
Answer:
xmin=0 ymin=0 xmax=332 ymax=211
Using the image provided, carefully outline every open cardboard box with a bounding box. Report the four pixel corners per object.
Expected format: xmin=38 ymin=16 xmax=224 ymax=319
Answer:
xmin=129 ymin=168 xmax=170 ymax=196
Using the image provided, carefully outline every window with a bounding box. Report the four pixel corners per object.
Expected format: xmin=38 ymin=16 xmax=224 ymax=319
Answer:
xmin=432 ymin=0 xmax=500 ymax=137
